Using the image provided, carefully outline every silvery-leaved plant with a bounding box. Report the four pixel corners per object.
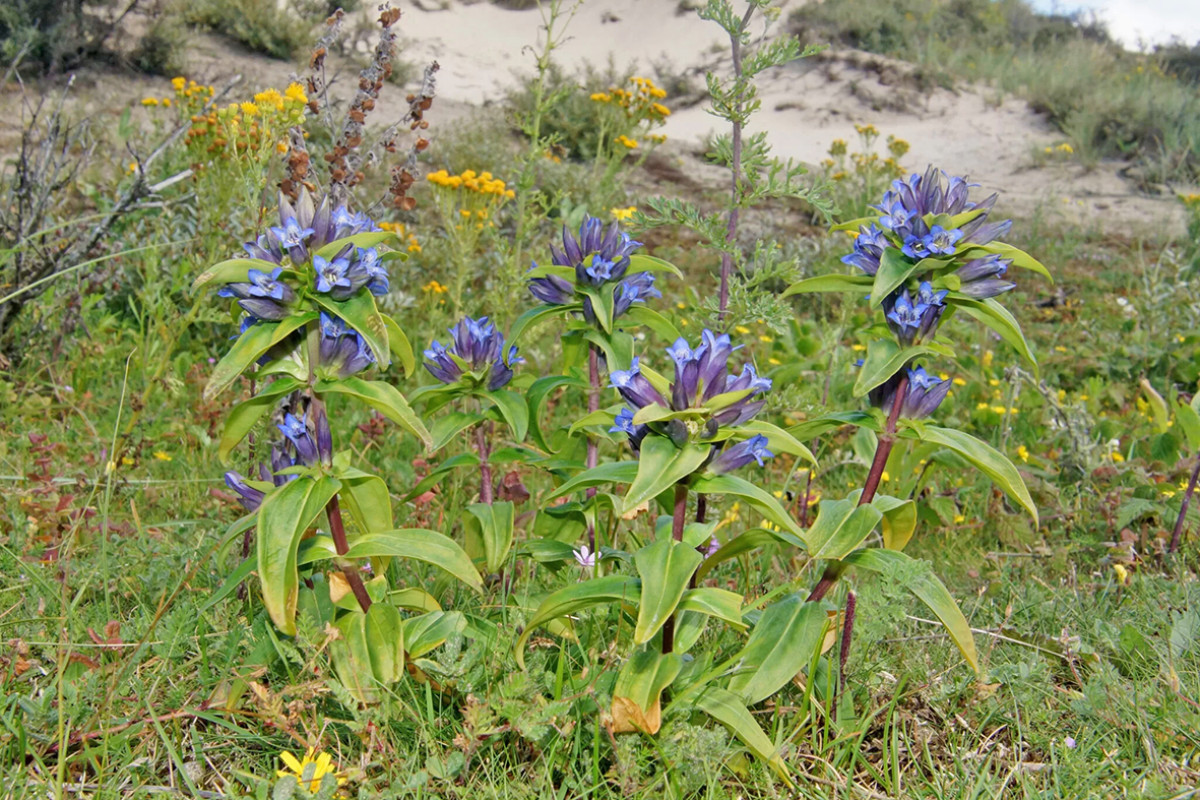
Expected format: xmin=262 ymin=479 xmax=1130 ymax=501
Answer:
xmin=198 ymin=187 xmax=481 ymax=702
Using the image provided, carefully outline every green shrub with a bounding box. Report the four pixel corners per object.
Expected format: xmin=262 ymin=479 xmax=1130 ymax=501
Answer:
xmin=181 ymin=0 xmax=319 ymax=60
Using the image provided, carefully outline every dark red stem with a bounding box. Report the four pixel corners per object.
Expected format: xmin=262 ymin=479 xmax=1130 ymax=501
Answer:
xmin=661 ymin=482 xmax=690 ymax=654
xmin=327 ymin=494 xmax=373 ymax=613
xmin=1171 ymin=450 xmax=1200 ymax=554
xmin=807 ymin=375 xmax=909 ymax=603
xmin=839 ymin=590 xmax=857 ymax=691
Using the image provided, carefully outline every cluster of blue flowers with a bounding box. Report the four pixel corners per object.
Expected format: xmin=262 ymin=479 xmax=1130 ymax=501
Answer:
xmin=528 ymin=216 xmax=661 ymax=324
xmin=608 ymin=329 xmax=774 ymax=474
xmin=224 ymin=406 xmax=334 ymax=512
xmin=842 ymin=166 xmax=1016 ymax=301
xmin=423 ymin=316 xmax=523 ymax=391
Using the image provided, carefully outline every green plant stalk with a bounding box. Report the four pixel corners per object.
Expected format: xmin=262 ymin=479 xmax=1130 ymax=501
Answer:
xmin=661 ymin=481 xmax=690 ymax=654
xmin=586 ymin=343 xmax=600 ymax=548
xmin=807 ymin=374 xmax=909 ymax=603
xmin=716 ymin=2 xmax=757 ymax=325
xmin=306 ymin=336 xmax=372 ymax=614
xmin=476 ymin=420 xmax=494 ymax=505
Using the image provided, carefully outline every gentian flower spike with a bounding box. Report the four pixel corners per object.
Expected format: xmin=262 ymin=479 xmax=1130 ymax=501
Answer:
xmin=870 ymin=366 xmax=950 ymax=419
xmin=423 ymin=316 xmax=522 ymax=390
xmin=314 ymin=254 xmax=352 ymax=295
xmin=277 ymin=412 xmax=320 ymax=466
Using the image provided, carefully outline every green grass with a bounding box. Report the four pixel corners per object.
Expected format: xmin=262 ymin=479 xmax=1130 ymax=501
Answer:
xmin=4 ymin=4 xmax=1200 ymax=797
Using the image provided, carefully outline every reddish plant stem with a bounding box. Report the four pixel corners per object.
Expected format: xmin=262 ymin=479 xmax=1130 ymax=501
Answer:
xmin=661 ymin=482 xmax=690 ymax=654
xmin=586 ymin=344 xmax=601 ymax=549
xmin=806 ymin=375 xmax=909 ymax=603
xmin=717 ymin=3 xmax=756 ymax=326
xmin=838 ymin=591 xmax=857 ymax=691
xmin=1170 ymin=450 xmax=1200 ymax=553
xmin=327 ymin=494 xmax=373 ymax=613
xmin=476 ymin=421 xmax=493 ymax=505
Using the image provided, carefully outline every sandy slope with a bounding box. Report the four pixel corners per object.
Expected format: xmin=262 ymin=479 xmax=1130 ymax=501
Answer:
xmin=397 ymin=0 xmax=1189 ymax=236
xmin=0 ymin=0 xmax=1190 ymax=236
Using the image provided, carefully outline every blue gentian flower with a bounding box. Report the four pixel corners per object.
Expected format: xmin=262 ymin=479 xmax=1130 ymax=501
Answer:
xmin=709 ymin=434 xmax=774 ymax=474
xmin=609 ymin=331 xmax=771 ymax=454
xmin=318 ymin=312 xmax=376 ymax=378
xmin=423 ymin=316 xmax=523 ymax=391
xmin=922 ymin=225 xmax=963 ymax=255
xmin=901 ymin=234 xmax=930 ymax=259
xmin=870 ymin=366 xmax=951 ymax=419
xmin=356 ymin=248 xmax=389 ymax=296
xmin=527 ymin=215 xmax=652 ymax=324
xmin=884 ymin=282 xmax=946 ymax=346
xmin=224 ymin=471 xmax=266 ymax=511
xmin=841 ymin=224 xmax=888 ymax=276
xmin=314 ymin=254 xmax=352 ymax=294
xmin=955 ymin=254 xmax=1015 ymax=298
xmin=276 ymin=411 xmax=326 ymax=466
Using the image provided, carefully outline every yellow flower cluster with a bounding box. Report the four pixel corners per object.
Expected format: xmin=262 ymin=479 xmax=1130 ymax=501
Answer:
xmin=1043 ymin=142 xmax=1075 ymax=155
xmin=426 ymin=169 xmax=515 ymax=199
xmin=614 ymin=134 xmax=638 ymax=149
xmin=156 ymin=77 xmax=307 ymax=165
xmin=591 ymin=76 xmax=671 ymax=121
xmin=1181 ymin=193 xmax=1200 ymax=209
xmin=422 ymin=279 xmax=448 ymax=294
xmin=377 ymin=221 xmax=422 ymax=253
xmin=610 ymin=206 xmax=637 ymax=221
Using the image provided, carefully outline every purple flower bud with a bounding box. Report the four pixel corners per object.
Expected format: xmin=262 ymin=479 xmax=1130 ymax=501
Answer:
xmin=528 ymin=271 xmax=574 ymax=305
xmin=709 ymin=435 xmax=775 ymax=474
xmin=225 ymin=471 xmax=265 ymax=511
xmin=277 ymin=412 xmax=319 ymax=466
xmin=870 ymin=366 xmax=950 ymax=419
xmin=423 ymin=316 xmax=521 ymax=390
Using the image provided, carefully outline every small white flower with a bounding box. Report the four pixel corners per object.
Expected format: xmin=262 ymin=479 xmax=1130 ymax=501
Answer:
xmin=1065 ymin=736 xmax=1077 ymax=749
xmin=573 ymin=545 xmax=596 ymax=568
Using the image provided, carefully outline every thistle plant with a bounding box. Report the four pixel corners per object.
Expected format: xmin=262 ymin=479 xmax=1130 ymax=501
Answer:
xmin=417 ymin=315 xmax=527 ymax=576
xmin=199 ymin=188 xmax=482 ymax=701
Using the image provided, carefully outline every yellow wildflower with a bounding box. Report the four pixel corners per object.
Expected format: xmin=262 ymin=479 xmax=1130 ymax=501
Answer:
xmin=952 ymin=377 xmax=966 ymax=386
xmin=240 ymin=102 xmax=258 ymax=117
xmin=735 ymin=326 xmax=751 ymax=335
xmin=610 ymin=206 xmax=637 ymax=222
xmin=141 ymin=97 xmax=159 ymax=106
xmin=277 ymin=748 xmax=345 ymax=793
xmin=171 ymin=76 xmax=186 ymax=91
xmin=1016 ymin=445 xmax=1029 ymax=462
xmin=284 ymin=82 xmax=308 ymax=103
xmin=153 ymin=451 xmax=172 ymax=462
xmin=1113 ymin=563 xmax=1128 ymax=584
xmin=953 ymin=514 xmax=966 ymax=524
xmin=1111 ymin=451 xmax=1125 ymax=463
xmin=982 ymin=350 xmax=994 ymax=368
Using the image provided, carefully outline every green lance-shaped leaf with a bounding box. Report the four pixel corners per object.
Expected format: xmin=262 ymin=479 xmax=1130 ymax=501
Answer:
xmin=526 ymin=374 xmax=587 ymax=452
xmin=626 ymin=253 xmax=683 ymax=278
xmin=578 ymin=284 xmax=617 ymax=334
xmin=787 ymin=410 xmax=880 ymax=440
xmin=870 ymin=248 xmax=923 ymax=309
xmin=633 ymin=538 xmax=705 ymax=645
xmin=695 ymin=529 xmax=780 ymax=582
xmin=205 ymin=313 xmax=316 ymax=401
xmin=315 ymin=377 xmax=432 ymax=448
xmin=947 ymin=294 xmax=1037 ymax=372
xmin=727 ymin=593 xmax=828 ymax=705
xmin=514 ymin=575 xmax=641 ymax=669
xmin=611 ymin=647 xmax=683 ymax=734
xmin=694 ymin=687 xmax=792 ymax=786
xmin=218 ymin=376 xmax=303 ymax=462
xmin=1176 ymin=401 xmax=1200 ymax=451
xmin=343 ymin=529 xmax=483 ymax=592
xmin=853 ymin=339 xmax=945 ymax=398
xmin=389 ymin=587 xmax=442 ymax=613
xmin=806 ymin=494 xmax=883 ymax=560
xmin=689 ymin=474 xmax=806 ymax=545
xmin=311 ymin=290 xmax=389 ymax=366
xmin=829 ymin=216 xmax=876 ymax=232
xmin=677 ymin=587 xmax=745 ymax=629
xmin=482 ymin=390 xmax=529 ymax=442
xmin=314 ymin=230 xmax=400 ymax=260
xmin=192 ymin=258 xmax=289 ymax=291
xmin=380 ymin=313 xmax=415 ymax=376
xmin=257 ymin=475 xmax=341 ymax=635
xmin=903 ymin=423 xmax=1037 ymax=524
xmin=337 ymin=469 xmax=394 ymax=534
xmin=429 ymin=411 xmax=483 ymax=452
xmin=404 ymin=610 xmax=466 ymax=659
xmin=959 ymin=242 xmax=1052 ymax=281
xmin=466 ymin=501 xmax=515 ymax=574
xmin=874 ymin=494 xmax=917 ymax=551
xmin=842 ymin=548 xmax=979 ymax=672
xmin=624 ymin=438 xmax=710 ymax=515
xmin=331 ymin=609 xmax=376 ymax=702
xmin=619 ymin=306 xmax=682 ymax=342
xmin=546 ymin=461 xmax=639 ymax=502
xmin=782 ymin=273 xmax=874 ymax=297
xmin=363 ymin=602 xmax=406 ymax=684
xmin=509 ymin=303 xmax=576 ymax=346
